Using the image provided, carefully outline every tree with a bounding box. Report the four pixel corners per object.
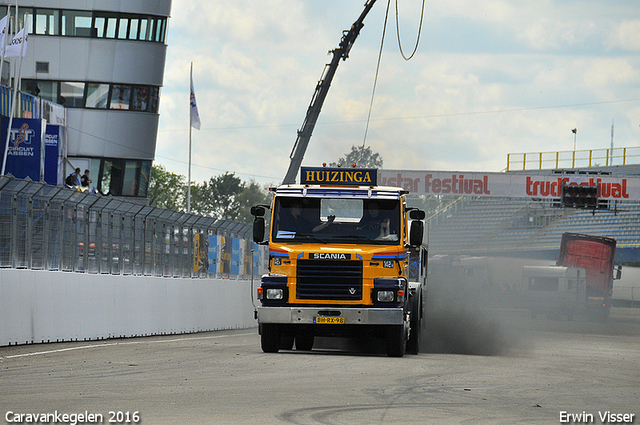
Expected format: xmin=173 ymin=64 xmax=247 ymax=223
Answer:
xmin=237 ymin=180 xmax=273 ymax=223
xmin=330 ymin=145 xmax=383 ymax=169
xmin=148 ymin=164 xmax=186 ymax=210
xmin=149 ymin=165 xmax=272 ymax=221
xmin=190 ymin=172 xmax=244 ymax=219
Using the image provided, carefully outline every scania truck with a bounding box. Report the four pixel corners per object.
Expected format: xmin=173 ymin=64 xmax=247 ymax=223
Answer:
xmin=251 ymin=167 xmax=427 ymax=357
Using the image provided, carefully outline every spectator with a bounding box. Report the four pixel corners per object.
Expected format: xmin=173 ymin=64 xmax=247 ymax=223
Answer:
xmin=81 ymin=169 xmax=92 ymax=187
xmin=65 ymin=168 xmax=81 ymax=187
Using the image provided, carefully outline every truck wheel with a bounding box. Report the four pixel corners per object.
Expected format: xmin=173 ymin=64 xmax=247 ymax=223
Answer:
xmin=295 ymin=335 xmax=314 ymax=351
xmin=386 ymin=325 xmax=406 ymax=357
xmin=261 ymin=324 xmax=280 ymax=353
xmin=280 ymin=335 xmax=294 ymax=350
xmin=407 ymin=319 xmax=421 ymax=355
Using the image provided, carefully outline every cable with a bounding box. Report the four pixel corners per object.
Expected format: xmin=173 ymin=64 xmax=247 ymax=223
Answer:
xmin=395 ymin=0 xmax=426 ymax=61
xmin=157 ymin=98 xmax=640 ymax=133
xmin=154 ymin=154 xmax=280 ymax=182
xmin=360 ymin=0 xmax=392 ymax=162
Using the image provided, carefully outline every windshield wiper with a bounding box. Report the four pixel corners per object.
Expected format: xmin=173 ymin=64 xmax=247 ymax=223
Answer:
xmin=297 ymin=233 xmax=329 ymax=244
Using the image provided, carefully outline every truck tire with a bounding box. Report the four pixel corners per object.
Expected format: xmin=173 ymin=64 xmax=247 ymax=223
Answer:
xmin=280 ymin=335 xmax=294 ymax=350
xmin=407 ymin=318 xmax=421 ymax=355
xmin=295 ymin=334 xmax=314 ymax=351
xmin=386 ymin=325 xmax=406 ymax=357
xmin=261 ymin=324 xmax=280 ymax=353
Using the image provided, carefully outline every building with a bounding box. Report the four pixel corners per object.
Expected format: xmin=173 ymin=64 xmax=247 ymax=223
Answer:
xmin=0 ymin=0 xmax=172 ymax=197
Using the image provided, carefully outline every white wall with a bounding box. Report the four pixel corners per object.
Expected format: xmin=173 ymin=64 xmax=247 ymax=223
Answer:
xmin=0 ymin=270 xmax=258 ymax=346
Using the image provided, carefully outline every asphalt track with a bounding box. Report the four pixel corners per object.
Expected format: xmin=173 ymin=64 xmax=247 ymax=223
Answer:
xmin=1 ymin=308 xmax=639 ymax=425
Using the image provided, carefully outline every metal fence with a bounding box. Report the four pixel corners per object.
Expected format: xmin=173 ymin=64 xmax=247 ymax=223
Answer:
xmin=0 ymin=176 xmax=267 ymax=278
xmin=506 ymin=146 xmax=640 ymax=171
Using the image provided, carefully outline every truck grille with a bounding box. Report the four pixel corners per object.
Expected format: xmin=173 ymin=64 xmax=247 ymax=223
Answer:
xmin=296 ymin=259 xmax=363 ymax=300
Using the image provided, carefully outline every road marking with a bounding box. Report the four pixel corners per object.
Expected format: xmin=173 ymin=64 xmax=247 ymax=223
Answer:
xmin=2 ymin=332 xmax=255 ymax=359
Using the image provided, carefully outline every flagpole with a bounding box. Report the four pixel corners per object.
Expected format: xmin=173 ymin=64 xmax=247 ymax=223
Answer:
xmin=1 ymin=13 xmax=26 ymax=176
xmin=188 ymin=62 xmax=193 ymax=213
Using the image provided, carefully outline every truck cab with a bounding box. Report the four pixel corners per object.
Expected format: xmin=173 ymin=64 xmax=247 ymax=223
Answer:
xmin=522 ymin=266 xmax=587 ymax=320
xmin=251 ymin=167 xmax=426 ymax=357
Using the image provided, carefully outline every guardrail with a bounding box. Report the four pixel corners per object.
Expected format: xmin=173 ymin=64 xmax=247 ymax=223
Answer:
xmin=506 ymin=146 xmax=640 ymax=171
xmin=0 ymin=85 xmax=66 ymax=125
xmin=0 ymin=176 xmax=267 ymax=279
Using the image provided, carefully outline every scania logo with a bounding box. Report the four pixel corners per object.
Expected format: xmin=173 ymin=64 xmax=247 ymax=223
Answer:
xmin=310 ymin=253 xmax=351 ymax=260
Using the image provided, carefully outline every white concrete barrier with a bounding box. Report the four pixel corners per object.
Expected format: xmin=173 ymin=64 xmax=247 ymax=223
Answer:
xmin=0 ymin=270 xmax=258 ymax=346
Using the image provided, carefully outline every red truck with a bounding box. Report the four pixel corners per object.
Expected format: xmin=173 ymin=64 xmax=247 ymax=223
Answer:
xmin=521 ymin=233 xmax=622 ymax=320
xmin=556 ymin=233 xmax=621 ymax=320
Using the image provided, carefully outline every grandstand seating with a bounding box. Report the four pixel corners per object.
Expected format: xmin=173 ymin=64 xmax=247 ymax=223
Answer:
xmin=428 ymin=194 xmax=640 ymax=260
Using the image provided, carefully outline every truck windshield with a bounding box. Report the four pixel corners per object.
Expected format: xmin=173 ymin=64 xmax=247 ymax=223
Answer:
xmin=273 ymin=197 xmax=401 ymax=244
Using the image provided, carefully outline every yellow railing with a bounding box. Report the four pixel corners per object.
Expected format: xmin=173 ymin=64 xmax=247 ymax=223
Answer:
xmin=506 ymin=146 xmax=640 ymax=171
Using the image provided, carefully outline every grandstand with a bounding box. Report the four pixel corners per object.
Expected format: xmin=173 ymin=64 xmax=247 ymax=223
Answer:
xmin=424 ymin=152 xmax=640 ymax=264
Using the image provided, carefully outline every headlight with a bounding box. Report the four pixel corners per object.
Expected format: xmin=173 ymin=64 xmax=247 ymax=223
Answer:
xmin=377 ymin=290 xmax=395 ymax=302
xmin=266 ymin=288 xmax=284 ymax=300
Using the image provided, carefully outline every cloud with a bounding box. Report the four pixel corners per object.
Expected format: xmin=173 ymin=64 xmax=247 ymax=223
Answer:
xmin=156 ymin=0 xmax=640 ymax=185
xmin=607 ymin=20 xmax=640 ymax=51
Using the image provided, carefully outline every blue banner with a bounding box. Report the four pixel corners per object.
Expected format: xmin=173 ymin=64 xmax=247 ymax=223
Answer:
xmin=230 ymin=238 xmax=240 ymax=275
xmin=252 ymin=242 xmax=260 ymax=275
xmin=44 ymin=125 xmax=64 ymax=186
xmin=1 ymin=117 xmax=45 ymax=181
xmin=208 ymin=235 xmax=218 ymax=274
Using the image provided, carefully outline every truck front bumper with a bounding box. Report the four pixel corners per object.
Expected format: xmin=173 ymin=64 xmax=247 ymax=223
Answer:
xmin=257 ymin=306 xmax=404 ymax=325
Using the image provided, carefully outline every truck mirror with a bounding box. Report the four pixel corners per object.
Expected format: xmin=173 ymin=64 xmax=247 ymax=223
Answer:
xmin=614 ymin=264 xmax=622 ymax=280
xmin=409 ymin=220 xmax=423 ymax=247
xmin=409 ymin=209 xmax=425 ymax=220
xmin=251 ymin=206 xmax=266 ymax=217
xmin=253 ymin=217 xmax=265 ymax=243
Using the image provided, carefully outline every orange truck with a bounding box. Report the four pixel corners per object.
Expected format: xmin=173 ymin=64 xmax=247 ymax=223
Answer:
xmin=251 ymin=167 xmax=427 ymax=357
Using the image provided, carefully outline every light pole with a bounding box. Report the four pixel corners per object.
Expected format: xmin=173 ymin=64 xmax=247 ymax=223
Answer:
xmin=571 ymin=128 xmax=577 ymax=152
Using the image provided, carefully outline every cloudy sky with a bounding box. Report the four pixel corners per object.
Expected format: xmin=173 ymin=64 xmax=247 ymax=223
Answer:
xmin=155 ymin=0 xmax=640 ymax=186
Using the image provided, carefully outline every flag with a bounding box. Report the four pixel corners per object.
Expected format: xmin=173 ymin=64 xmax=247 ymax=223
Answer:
xmin=190 ymin=65 xmax=201 ymax=130
xmin=0 ymin=15 xmax=8 ymax=51
xmin=4 ymin=20 xmax=28 ymax=58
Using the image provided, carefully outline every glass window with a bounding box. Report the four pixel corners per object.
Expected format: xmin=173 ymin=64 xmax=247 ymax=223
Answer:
xmin=13 ymin=8 xmax=33 ymax=34
xmin=27 ymin=80 xmax=58 ymax=103
xmin=60 ymin=82 xmax=85 ymax=108
xmin=35 ymin=8 xmax=59 ymax=35
xmin=128 ymin=18 xmax=139 ymax=40
xmin=93 ymin=16 xmax=105 ymax=37
xmin=62 ymin=10 xmax=92 ymax=37
xmin=273 ymin=197 xmax=400 ymax=244
xmin=22 ymin=80 xmax=39 ymax=97
xmin=100 ymin=159 xmax=124 ymax=196
xmin=139 ymin=18 xmax=148 ymax=41
xmin=122 ymin=160 xmax=140 ymax=196
xmin=148 ymin=87 xmax=159 ymax=113
xmin=98 ymin=159 xmax=148 ymax=197
xmin=138 ymin=161 xmax=151 ymax=198
xmin=146 ymin=18 xmax=155 ymax=41
xmin=110 ymin=84 xmax=131 ymax=110
xmin=156 ymin=18 xmax=166 ymax=43
xmin=105 ymin=15 xmax=117 ymax=38
xmin=131 ymin=86 xmax=149 ymax=111
xmin=85 ymin=83 xmax=109 ymax=109
xmin=118 ymin=17 xmax=129 ymax=39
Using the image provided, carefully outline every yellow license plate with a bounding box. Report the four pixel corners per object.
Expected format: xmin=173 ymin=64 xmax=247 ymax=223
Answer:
xmin=314 ymin=316 xmax=345 ymax=324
